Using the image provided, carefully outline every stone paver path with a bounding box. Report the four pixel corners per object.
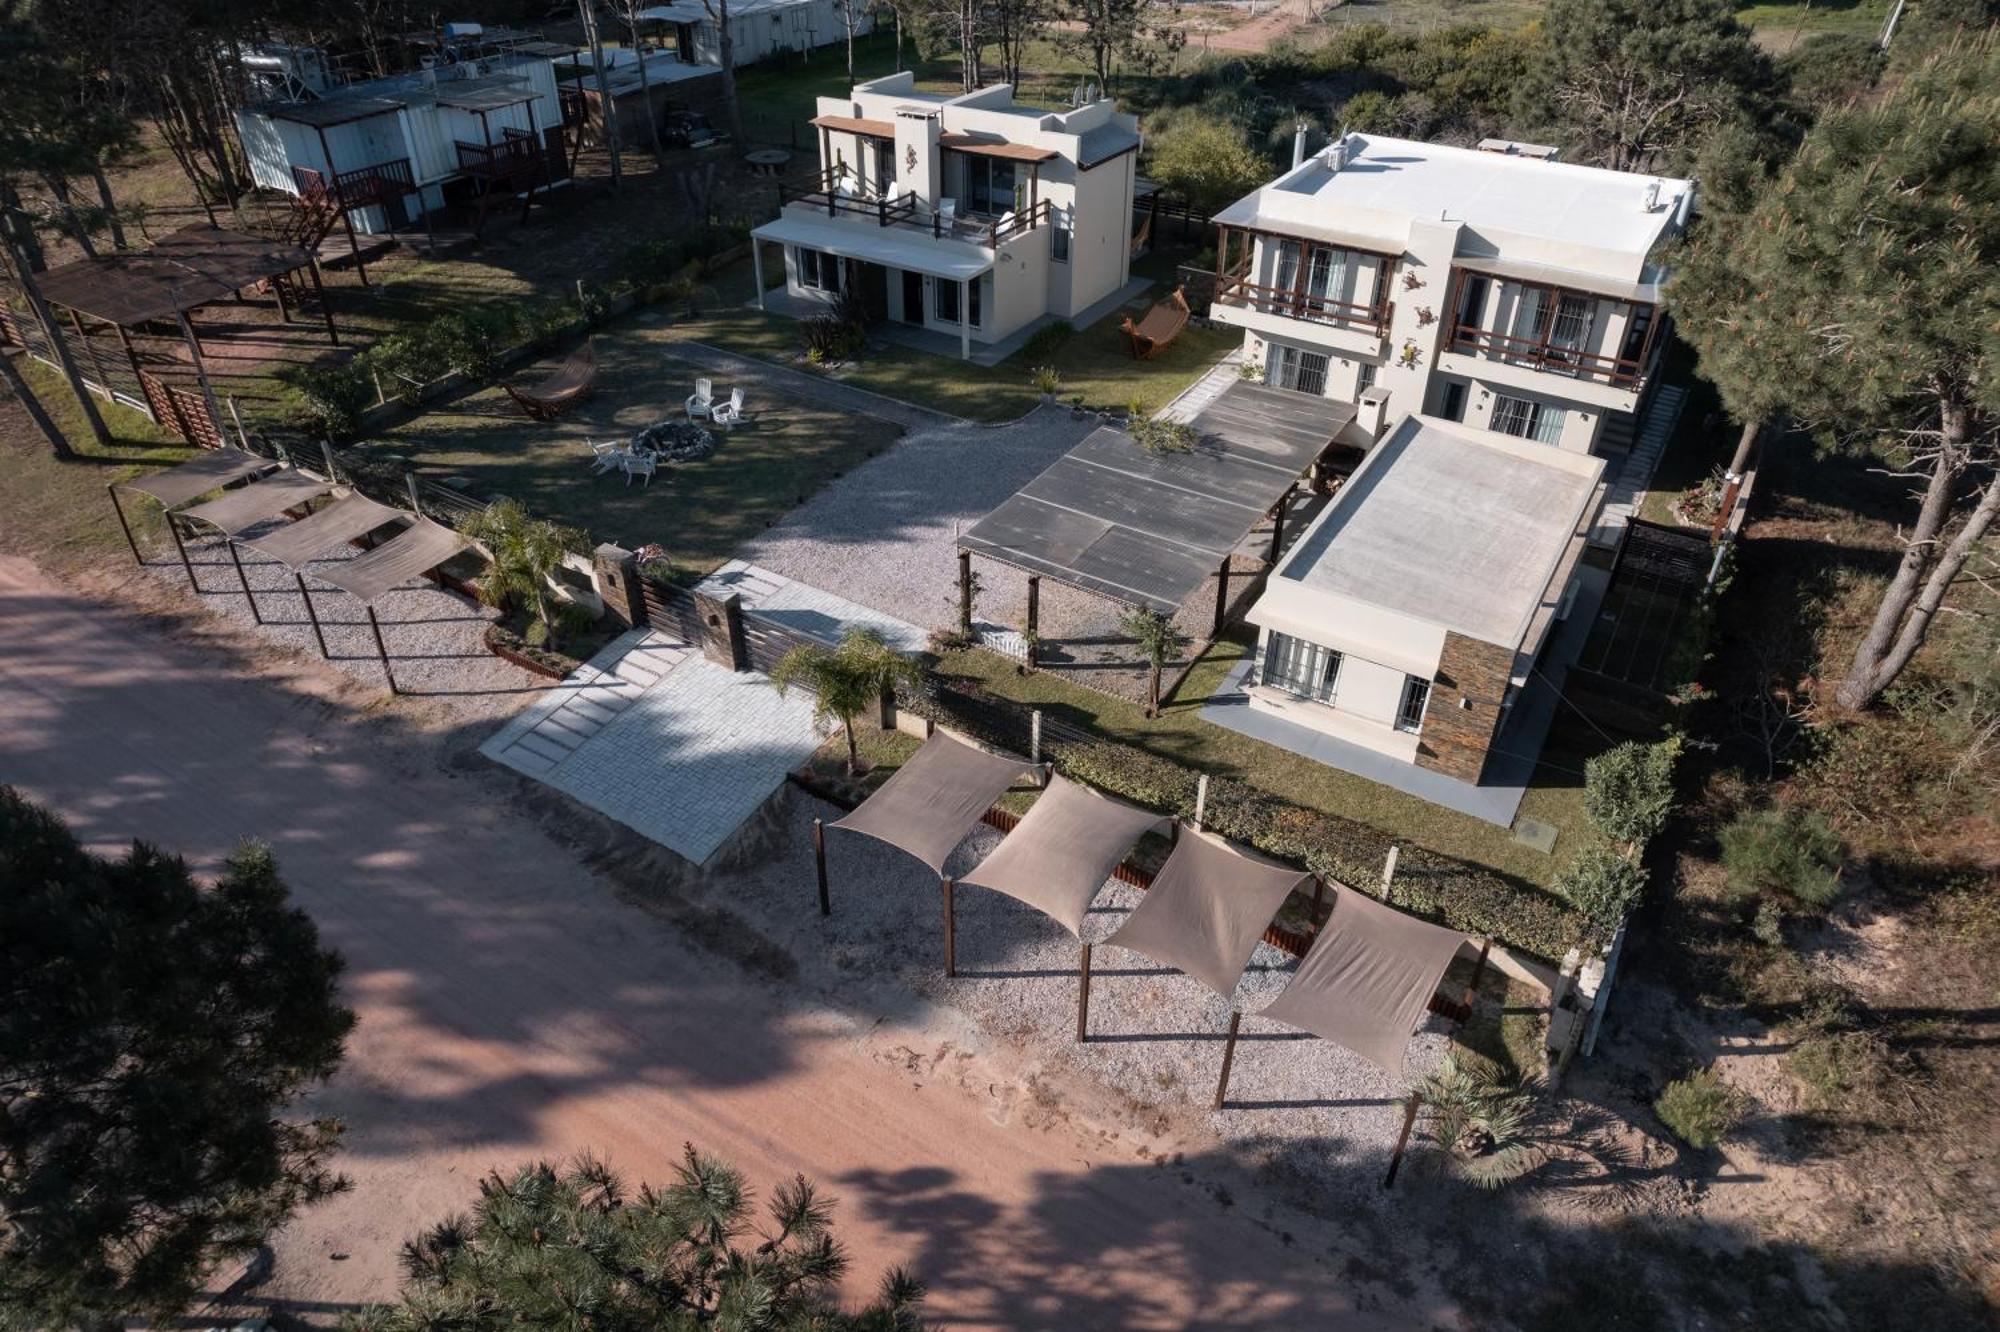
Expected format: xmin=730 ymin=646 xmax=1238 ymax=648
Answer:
xmin=481 ymin=626 xmax=832 ymax=864
xmin=696 ymin=560 xmax=929 ymax=653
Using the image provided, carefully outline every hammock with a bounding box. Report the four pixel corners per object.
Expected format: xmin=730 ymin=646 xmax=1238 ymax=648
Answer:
xmin=1120 ymin=287 xmax=1189 ymax=361
xmin=503 ymin=339 xmax=597 ymax=422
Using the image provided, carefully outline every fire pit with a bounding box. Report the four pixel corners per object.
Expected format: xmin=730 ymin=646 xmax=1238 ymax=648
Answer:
xmin=631 ymin=420 xmax=718 ymax=462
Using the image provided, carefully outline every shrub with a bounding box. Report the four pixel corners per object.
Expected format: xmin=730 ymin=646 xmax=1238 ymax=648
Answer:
xmin=278 ymin=360 xmax=373 ymax=439
xmin=1583 ymin=735 xmax=1682 ymax=850
xmin=370 ymin=326 xmax=453 ymax=403
xmin=800 ymin=286 xmax=868 ymax=364
xmin=1030 ymin=364 xmax=1062 ymax=395
xmin=1654 ymin=1068 xmax=1746 ymax=1149
xmin=1130 ymin=418 xmax=1197 ymax=455
xmin=427 ymin=310 xmax=507 ymax=380
xmin=1788 ymin=1030 xmax=1891 ymax=1110
xmin=620 ymin=236 xmax=686 ymax=287
xmin=1020 ymin=319 xmax=1074 ymax=361
xmin=1554 ymin=843 xmax=1648 ymax=935
xmin=1718 ymin=805 xmax=1845 ymax=907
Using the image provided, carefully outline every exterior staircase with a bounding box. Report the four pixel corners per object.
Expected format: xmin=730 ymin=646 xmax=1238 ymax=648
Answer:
xmin=1590 ymin=384 xmax=1688 ymax=550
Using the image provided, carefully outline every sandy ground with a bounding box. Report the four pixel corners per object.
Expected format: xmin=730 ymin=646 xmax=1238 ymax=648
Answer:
xmin=0 ymin=555 xmax=1455 ymax=1330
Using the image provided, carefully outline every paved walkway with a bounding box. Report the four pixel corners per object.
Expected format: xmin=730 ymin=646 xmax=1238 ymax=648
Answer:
xmin=481 ymin=626 xmax=832 ymax=864
xmin=1156 ymin=346 xmax=1245 ymax=423
xmin=653 ymin=333 xmax=962 ymax=431
xmin=696 ymin=560 xmax=930 ymax=653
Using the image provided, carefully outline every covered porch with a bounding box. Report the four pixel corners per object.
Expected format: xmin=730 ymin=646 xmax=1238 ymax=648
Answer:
xmin=751 ymin=212 xmax=997 ymax=360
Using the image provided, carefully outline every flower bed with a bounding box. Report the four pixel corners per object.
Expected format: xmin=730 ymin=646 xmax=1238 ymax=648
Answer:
xmin=484 ymin=623 xmax=579 ymax=680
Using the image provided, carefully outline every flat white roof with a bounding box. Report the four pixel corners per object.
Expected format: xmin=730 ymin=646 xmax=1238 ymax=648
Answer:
xmin=753 ymin=213 xmax=994 ymax=280
xmin=1215 ymin=133 xmax=1691 ymax=277
xmin=1273 ymin=416 xmax=1602 ymax=647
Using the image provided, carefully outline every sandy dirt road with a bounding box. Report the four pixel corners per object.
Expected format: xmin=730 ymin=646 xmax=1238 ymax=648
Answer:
xmin=0 ymin=557 xmax=1445 ymax=1330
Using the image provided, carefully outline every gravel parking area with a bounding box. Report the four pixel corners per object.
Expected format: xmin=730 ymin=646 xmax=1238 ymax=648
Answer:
xmin=144 ymin=526 xmax=546 ymax=712
xmin=693 ymin=785 xmax=1455 ymax=1209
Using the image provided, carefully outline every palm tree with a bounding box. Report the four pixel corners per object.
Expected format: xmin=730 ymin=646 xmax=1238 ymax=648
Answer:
xmin=1405 ymin=1052 xmax=1538 ymax=1189
xmin=771 ymin=628 xmax=926 ymax=774
xmin=459 ymin=500 xmax=591 ymax=649
xmin=1119 ymin=606 xmax=1187 ymax=718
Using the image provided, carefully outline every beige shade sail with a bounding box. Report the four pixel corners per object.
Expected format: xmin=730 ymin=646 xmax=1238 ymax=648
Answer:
xmin=1258 ymin=884 xmax=1470 ymax=1076
xmin=122 ymin=448 xmax=274 ymax=509
xmin=832 ymin=731 xmax=1036 ymax=875
xmin=178 ymin=470 xmax=331 ymax=537
xmin=956 ymin=774 xmax=1171 ymax=937
xmin=314 ymin=517 xmax=470 ymax=606
xmin=241 ymin=494 xmax=405 ymax=572
xmin=1104 ymin=827 xmax=1310 ymax=999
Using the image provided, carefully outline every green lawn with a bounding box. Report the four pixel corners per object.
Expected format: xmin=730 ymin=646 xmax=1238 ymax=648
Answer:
xmin=361 ymin=322 xmax=901 ymax=566
xmin=932 ymin=641 xmax=1591 ymax=891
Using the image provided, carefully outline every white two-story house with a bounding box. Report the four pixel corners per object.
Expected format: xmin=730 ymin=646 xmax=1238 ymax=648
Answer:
xmin=1208 ymin=132 xmax=1691 ymax=457
xmin=750 ymin=73 xmax=1141 ymax=358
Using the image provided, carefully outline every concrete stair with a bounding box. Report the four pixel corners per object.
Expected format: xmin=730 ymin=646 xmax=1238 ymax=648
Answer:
xmin=488 ymin=633 xmax=690 ymax=776
xmin=1590 ymin=384 xmax=1688 ymax=549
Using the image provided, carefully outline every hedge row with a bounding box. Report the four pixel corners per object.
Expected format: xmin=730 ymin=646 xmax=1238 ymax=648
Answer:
xmin=901 ymin=678 xmax=1588 ymax=962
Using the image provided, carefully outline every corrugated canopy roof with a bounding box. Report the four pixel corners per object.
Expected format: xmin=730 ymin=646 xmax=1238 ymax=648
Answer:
xmin=959 ymin=382 xmax=1352 ymax=611
xmin=266 ymin=95 xmax=405 ymax=128
xmin=433 ymin=75 xmax=536 ymax=111
xmin=1078 ymin=123 xmax=1141 ymax=169
xmin=36 ymin=226 xmax=315 ymax=326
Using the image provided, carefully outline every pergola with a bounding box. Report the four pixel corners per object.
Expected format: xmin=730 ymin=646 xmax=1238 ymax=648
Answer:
xmin=33 ymin=225 xmax=336 ymax=436
xmin=958 ymin=381 xmax=1357 ymax=650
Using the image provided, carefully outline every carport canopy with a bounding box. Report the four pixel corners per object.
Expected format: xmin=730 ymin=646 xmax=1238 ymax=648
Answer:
xmin=752 ymin=214 xmax=995 ymax=282
xmin=1257 ymin=883 xmax=1472 ymax=1076
xmin=1103 ymin=826 xmax=1311 ymax=999
xmin=832 ymin=730 xmax=1037 ymax=875
xmin=959 ymin=382 xmax=1355 ymax=611
xmin=314 ymin=517 xmax=471 ymax=605
xmin=957 ymin=774 xmax=1171 ymax=936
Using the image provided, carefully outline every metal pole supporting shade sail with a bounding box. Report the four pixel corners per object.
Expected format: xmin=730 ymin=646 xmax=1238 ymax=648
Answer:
xmin=956 ymin=773 xmax=1170 ymax=937
xmin=1102 ymin=826 xmax=1311 ymax=1000
xmin=1256 ymin=883 xmax=1471 ymax=1077
xmin=830 ymin=730 xmax=1037 ymax=875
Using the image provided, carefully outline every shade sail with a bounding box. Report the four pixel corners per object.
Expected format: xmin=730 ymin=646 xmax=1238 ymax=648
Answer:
xmin=959 ymin=383 xmax=1352 ymax=612
xmin=1259 ymin=884 xmax=1469 ymax=1076
xmin=314 ymin=517 xmax=470 ymax=606
xmin=241 ymin=494 xmax=405 ymax=571
xmin=178 ymin=470 xmax=331 ymax=537
xmin=1104 ymin=827 xmax=1309 ymax=999
xmin=832 ymin=731 xmax=1035 ymax=875
xmin=957 ymin=774 xmax=1170 ymax=936
xmin=122 ymin=448 xmax=274 ymax=509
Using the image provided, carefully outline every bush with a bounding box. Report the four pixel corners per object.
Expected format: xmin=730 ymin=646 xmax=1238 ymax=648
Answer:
xmin=1554 ymin=843 xmax=1648 ymax=936
xmin=1130 ymin=418 xmax=1197 ymax=454
xmin=1146 ymin=120 xmax=1273 ymax=214
xmin=279 ymin=360 xmax=373 ymax=439
xmin=800 ymin=286 xmax=868 ymax=364
xmin=1718 ymin=805 xmax=1845 ymax=908
xmin=1654 ymin=1068 xmax=1746 ymax=1149
xmin=620 ymin=237 xmax=686 ymax=287
xmin=1020 ymin=320 xmax=1074 ymax=361
xmin=1788 ymin=1030 xmax=1891 ymax=1110
xmin=1584 ymin=735 xmax=1682 ymax=850
xmin=427 ymin=310 xmax=508 ymax=380
xmin=1030 ymin=363 xmax=1062 ymax=395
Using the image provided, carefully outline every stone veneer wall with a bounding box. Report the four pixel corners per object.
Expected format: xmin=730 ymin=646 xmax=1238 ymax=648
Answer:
xmin=1415 ymin=630 xmax=1515 ymax=783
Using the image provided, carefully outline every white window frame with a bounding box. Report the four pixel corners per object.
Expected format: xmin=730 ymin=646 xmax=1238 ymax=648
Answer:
xmin=1491 ymin=393 xmax=1565 ymax=445
xmin=1051 ymin=207 xmax=1071 ymax=263
xmin=797 ymin=247 xmax=841 ymax=294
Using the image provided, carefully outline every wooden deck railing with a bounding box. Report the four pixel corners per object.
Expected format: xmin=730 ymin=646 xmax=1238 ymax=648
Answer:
xmin=778 ymin=166 xmax=1051 ymax=249
xmin=1442 ymin=321 xmax=1647 ymax=387
xmin=1211 ymin=272 xmax=1393 ymax=335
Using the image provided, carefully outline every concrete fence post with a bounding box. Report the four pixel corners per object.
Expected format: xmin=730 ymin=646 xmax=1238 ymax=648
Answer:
xmin=1381 ymin=844 xmax=1400 ymax=903
xmin=1030 ymin=709 xmax=1042 ymax=768
xmin=1193 ymin=773 xmax=1209 ymax=829
xmin=592 ymin=543 xmax=642 ymax=629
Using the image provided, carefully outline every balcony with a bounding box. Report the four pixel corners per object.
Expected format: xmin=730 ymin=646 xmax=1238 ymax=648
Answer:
xmin=1442 ymin=320 xmax=1651 ymax=389
xmin=778 ymin=166 xmax=1050 ymax=250
xmin=1211 ymin=272 xmax=1393 ymax=337
xmin=292 ymin=159 xmax=416 ymax=210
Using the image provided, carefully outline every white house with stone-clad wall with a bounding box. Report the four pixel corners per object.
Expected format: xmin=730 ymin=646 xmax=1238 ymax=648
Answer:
xmin=1208 ymin=132 xmax=1692 ymax=459
xmin=751 ymin=73 xmax=1141 ymax=358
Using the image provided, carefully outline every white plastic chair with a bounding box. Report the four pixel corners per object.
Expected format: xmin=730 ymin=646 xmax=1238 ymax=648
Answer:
xmin=685 ymin=378 xmax=714 ymax=420
xmin=587 ymin=439 xmax=627 ymax=472
xmin=622 ymin=453 xmax=657 ymax=487
xmin=710 ymin=386 xmax=745 ymax=428
xmin=937 ymin=198 xmax=957 ymax=234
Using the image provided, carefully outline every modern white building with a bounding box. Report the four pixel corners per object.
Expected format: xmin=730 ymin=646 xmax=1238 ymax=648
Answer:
xmin=1244 ymin=414 xmax=1605 ymax=783
xmin=750 ymin=73 xmax=1141 ymax=358
xmin=1208 ymin=132 xmax=1692 ymax=458
xmin=234 ymin=47 xmax=570 ymax=234
xmin=637 ymin=0 xmax=873 ymax=67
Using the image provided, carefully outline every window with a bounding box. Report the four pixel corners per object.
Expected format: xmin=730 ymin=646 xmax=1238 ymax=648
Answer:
xmin=1491 ymin=393 xmax=1567 ymax=445
xmin=797 ymin=247 xmax=841 ymax=294
xmin=1051 ymin=209 xmax=1070 ymax=263
xmin=933 ymin=276 xmax=982 ymax=327
xmin=1509 ymin=286 xmax=1548 ymax=342
xmin=1272 ymin=240 xmax=1300 ymax=294
xmin=1270 ymin=345 xmax=1328 ymax=396
xmin=1263 ymin=632 xmax=1341 ymax=703
xmin=1457 ymin=274 xmax=1490 ymax=331
xmin=1356 ymin=361 xmax=1378 ymax=394
xmin=874 ymin=139 xmax=895 ymax=194
xmin=960 ymin=154 xmax=1016 ymax=215
xmin=1550 ymin=294 xmax=1594 ymax=349
xmin=1306 ymin=245 xmax=1345 ymax=304
xmin=1396 ymin=676 xmax=1431 ymax=733
xmin=1439 ymin=380 xmax=1468 ymax=423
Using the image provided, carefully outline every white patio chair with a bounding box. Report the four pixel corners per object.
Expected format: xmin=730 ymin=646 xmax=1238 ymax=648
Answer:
xmin=685 ymin=378 xmax=714 ymax=420
xmin=937 ymin=198 xmax=957 ymax=234
xmin=622 ymin=453 xmax=658 ymax=487
xmin=587 ymin=439 xmax=627 ymax=472
xmin=710 ymin=386 xmax=745 ymax=428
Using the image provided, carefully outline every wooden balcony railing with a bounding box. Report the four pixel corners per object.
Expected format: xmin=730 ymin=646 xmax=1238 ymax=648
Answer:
xmin=778 ymin=165 xmax=1052 ymax=249
xmin=1442 ymin=322 xmax=1648 ymax=388
xmin=1211 ymin=272 xmax=1392 ymax=336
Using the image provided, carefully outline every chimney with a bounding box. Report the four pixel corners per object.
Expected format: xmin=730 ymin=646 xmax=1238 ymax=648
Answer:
xmin=1292 ymin=122 xmax=1307 ymax=169
xmin=1356 ymin=384 xmax=1391 ymax=440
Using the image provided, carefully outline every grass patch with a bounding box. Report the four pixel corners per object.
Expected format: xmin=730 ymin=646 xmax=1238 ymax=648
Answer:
xmin=0 ymin=356 xmax=193 ymax=572
xmin=937 ymin=640 xmax=1589 ymax=892
xmin=363 ymin=319 xmax=899 ymax=568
